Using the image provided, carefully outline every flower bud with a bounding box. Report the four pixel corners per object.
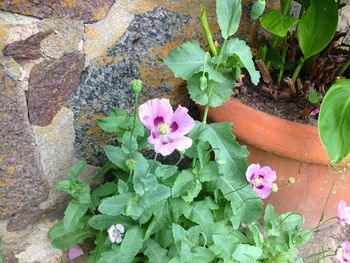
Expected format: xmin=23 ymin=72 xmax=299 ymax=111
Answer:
xmin=126 ymin=159 xmax=136 ymax=171
xmin=199 ymin=75 xmax=208 ymax=91
xmin=131 ymin=79 xmax=142 ymax=94
xmin=272 ymin=183 xmax=278 ymax=192
xmin=288 ymin=177 xmax=296 ymax=184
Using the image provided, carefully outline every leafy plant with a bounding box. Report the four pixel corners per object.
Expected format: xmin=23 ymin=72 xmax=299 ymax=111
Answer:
xmin=318 ymin=79 xmax=350 ymax=163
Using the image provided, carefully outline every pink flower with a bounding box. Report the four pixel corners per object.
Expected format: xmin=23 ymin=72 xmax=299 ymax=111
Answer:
xmin=337 ymin=200 xmax=350 ymax=226
xmin=68 ymin=245 xmax=84 ymax=260
xmin=310 ymin=107 xmax=320 ymax=116
xmin=246 ymin=163 xmax=277 ymax=199
xmin=138 ymin=98 xmax=195 ymax=156
xmin=108 ymin=224 xmax=125 ymax=244
xmin=337 ymin=241 xmax=350 ymax=263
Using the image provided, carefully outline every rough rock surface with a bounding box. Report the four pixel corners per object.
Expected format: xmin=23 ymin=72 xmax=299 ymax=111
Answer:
xmin=3 ymin=31 xmax=53 ymax=60
xmin=39 ymin=19 xmax=84 ymax=59
xmin=0 ymin=0 xmax=115 ymax=23
xmin=67 ymin=7 xmax=196 ymax=166
xmin=28 ymin=52 xmax=85 ymax=126
xmin=0 ymin=65 xmax=48 ymax=218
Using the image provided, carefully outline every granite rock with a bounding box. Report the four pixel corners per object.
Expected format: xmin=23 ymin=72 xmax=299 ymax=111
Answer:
xmin=0 ymin=65 xmax=48 ymax=219
xmin=0 ymin=0 xmax=115 ymax=23
xmin=3 ymin=31 xmax=53 ymax=60
xmin=28 ymin=52 xmax=85 ymax=126
xmin=67 ymin=7 xmax=198 ymax=166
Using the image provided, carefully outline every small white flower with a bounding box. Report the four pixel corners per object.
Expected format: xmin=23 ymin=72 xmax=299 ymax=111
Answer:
xmin=107 ymin=224 xmax=125 ymax=244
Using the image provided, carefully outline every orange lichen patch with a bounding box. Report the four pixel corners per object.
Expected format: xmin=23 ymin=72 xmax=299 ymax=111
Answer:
xmin=61 ymin=0 xmax=76 ymax=8
xmin=77 ymin=112 xmax=113 ymax=147
xmin=94 ymin=55 xmax=119 ymax=67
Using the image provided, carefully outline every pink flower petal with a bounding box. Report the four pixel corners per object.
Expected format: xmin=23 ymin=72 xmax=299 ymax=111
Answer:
xmin=254 ymin=183 xmax=272 ymax=199
xmin=68 ymin=245 xmax=84 ymax=260
xmin=246 ymin=163 xmax=260 ymax=182
xmin=138 ymin=98 xmax=173 ymax=130
xmin=258 ymin=166 xmax=277 ymax=182
xmin=339 ymin=200 xmax=347 ymax=210
xmin=168 ymin=105 xmax=195 ymax=137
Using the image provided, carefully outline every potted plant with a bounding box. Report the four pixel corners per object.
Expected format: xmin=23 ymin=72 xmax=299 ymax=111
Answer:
xmin=163 ymin=0 xmax=350 ymax=228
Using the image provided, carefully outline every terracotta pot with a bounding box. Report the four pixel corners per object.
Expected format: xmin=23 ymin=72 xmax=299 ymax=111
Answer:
xmin=205 ymin=98 xmax=349 ymax=229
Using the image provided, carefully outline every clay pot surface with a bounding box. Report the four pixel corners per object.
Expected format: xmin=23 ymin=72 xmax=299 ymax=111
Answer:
xmin=205 ymin=99 xmax=350 ymax=229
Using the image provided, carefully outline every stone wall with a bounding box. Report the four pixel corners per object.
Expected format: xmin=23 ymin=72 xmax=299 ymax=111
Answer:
xmin=0 ymin=0 xmax=348 ymax=262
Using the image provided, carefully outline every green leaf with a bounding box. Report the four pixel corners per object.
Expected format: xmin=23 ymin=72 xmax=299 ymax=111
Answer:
xmin=260 ymin=10 xmax=298 ymax=37
xmin=224 ymin=38 xmax=260 ymax=85
xmin=51 ymin=226 xmax=94 ymax=249
xmin=250 ymin=0 xmax=266 ymax=21
xmin=163 ymin=41 xmax=207 ymax=80
xmin=218 ymin=175 xmax=263 ymax=224
xmin=92 ymin=182 xmax=118 ymax=209
xmin=89 ymin=231 xmax=109 ymax=263
xmin=232 ymin=244 xmax=262 ymax=262
xmin=63 ymin=201 xmax=89 ymax=231
xmin=211 ymin=231 xmax=237 ymax=261
xmin=187 ymin=72 xmax=235 ymax=107
xmin=116 ymin=226 xmax=144 ymax=263
xmin=297 ymin=0 xmax=338 ymax=59
xmin=189 ymin=122 xmax=249 ymax=177
xmin=88 ymin=215 xmax=133 ymax=230
xmin=68 ymin=160 xmax=87 ymax=180
xmin=172 ymin=170 xmax=195 ymax=197
xmin=104 ymin=145 xmax=128 ymax=171
xmin=199 ymin=161 xmax=220 ymax=182
xmin=122 ymin=132 xmax=138 ymax=154
xmin=98 ymin=193 xmax=135 ymax=216
xmin=144 ymin=239 xmax=170 ymax=263
xmin=319 ymin=79 xmax=350 ymax=163
xmin=216 ymin=0 xmax=242 ymax=39
xmin=145 ymin=201 xmax=171 ymax=239
xmin=93 ymin=161 xmax=116 ymax=180
xmin=97 ymin=248 xmax=120 ymax=263
xmin=140 ymin=184 xmax=171 ymax=208
xmin=133 ymin=152 xmax=150 ymax=195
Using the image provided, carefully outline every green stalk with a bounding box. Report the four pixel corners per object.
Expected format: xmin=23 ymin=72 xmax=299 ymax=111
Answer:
xmin=266 ymin=36 xmax=280 ymax=68
xmin=277 ymin=38 xmax=288 ymax=84
xmin=128 ymin=93 xmax=139 ymax=158
xmin=202 ymin=39 xmax=228 ymax=124
xmin=200 ymin=6 xmax=217 ymax=57
xmin=291 ymin=58 xmax=304 ymax=83
xmin=337 ymin=56 xmax=350 ymax=77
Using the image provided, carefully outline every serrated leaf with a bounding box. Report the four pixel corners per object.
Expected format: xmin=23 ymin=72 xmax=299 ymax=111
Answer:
xmin=144 ymin=239 xmax=170 ymax=263
xmin=116 ymin=226 xmax=144 ymax=263
xmin=98 ymin=193 xmax=135 ymax=216
xmin=199 ymin=161 xmax=220 ymax=182
xmin=187 ymin=72 xmax=235 ymax=107
xmin=232 ymin=244 xmax=262 ymax=262
xmin=216 ymin=0 xmax=242 ymax=39
xmin=97 ymin=248 xmax=120 ymax=263
xmin=189 ymin=122 xmax=249 ymax=177
xmin=63 ymin=201 xmax=89 ymax=231
xmin=260 ymin=10 xmax=298 ymax=37
xmin=218 ymin=175 xmax=263 ymax=224
xmin=140 ymin=184 xmax=171 ymax=208
xmin=122 ymin=132 xmax=138 ymax=154
xmin=133 ymin=152 xmax=150 ymax=195
xmin=104 ymin=145 xmax=128 ymax=171
xmin=297 ymin=0 xmax=338 ymax=59
xmin=211 ymin=232 xmax=237 ymax=261
xmin=92 ymin=182 xmax=118 ymax=209
xmin=118 ymin=179 xmax=128 ymax=194
xmin=145 ymin=201 xmax=171 ymax=239
xmin=172 ymin=170 xmax=195 ymax=197
xmin=318 ymin=79 xmax=350 ymax=163
xmin=224 ymin=38 xmax=260 ymax=85
xmin=89 ymin=231 xmax=109 ymax=263
xmin=68 ymin=160 xmax=87 ymax=180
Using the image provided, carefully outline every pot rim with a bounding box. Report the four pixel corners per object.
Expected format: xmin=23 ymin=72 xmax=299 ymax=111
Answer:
xmin=204 ymin=98 xmax=330 ymax=165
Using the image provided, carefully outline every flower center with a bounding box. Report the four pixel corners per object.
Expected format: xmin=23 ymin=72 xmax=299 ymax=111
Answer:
xmin=254 ymin=177 xmax=263 ymax=186
xmin=113 ymin=228 xmax=121 ymax=237
xmin=343 ymin=251 xmax=348 ymax=258
xmin=158 ymin=123 xmax=170 ymax=135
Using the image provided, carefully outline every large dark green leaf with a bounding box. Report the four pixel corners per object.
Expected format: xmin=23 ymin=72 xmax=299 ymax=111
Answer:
xmin=104 ymin=145 xmax=128 ymax=171
xmin=318 ymin=79 xmax=350 ymax=163
xmin=216 ymin=0 xmax=242 ymax=39
xmin=297 ymin=0 xmax=338 ymax=59
xmin=260 ymin=10 xmax=298 ymax=37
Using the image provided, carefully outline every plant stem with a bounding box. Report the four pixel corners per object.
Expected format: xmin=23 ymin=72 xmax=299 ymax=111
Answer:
xmin=266 ymin=36 xmax=280 ymax=68
xmin=145 ymin=153 xmax=158 ymax=176
xmin=202 ymin=39 xmax=228 ymax=124
xmin=200 ymin=6 xmax=217 ymax=57
xmin=310 ymin=217 xmax=337 ymax=231
xmin=277 ymin=38 xmax=288 ymax=84
xmin=291 ymin=58 xmax=304 ymax=83
xmin=337 ymin=56 xmax=350 ymax=77
xmin=128 ymin=93 xmax=139 ymax=158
